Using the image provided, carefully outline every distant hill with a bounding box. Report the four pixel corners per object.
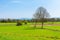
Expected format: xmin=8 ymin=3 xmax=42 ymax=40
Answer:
xmin=18 ymin=18 xmax=32 ymax=20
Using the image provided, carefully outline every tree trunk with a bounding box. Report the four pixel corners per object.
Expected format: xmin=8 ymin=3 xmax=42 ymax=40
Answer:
xmin=41 ymin=21 xmax=44 ymax=29
xmin=34 ymin=20 xmax=37 ymax=28
xmin=34 ymin=22 xmax=36 ymax=28
xmin=40 ymin=18 xmax=44 ymax=29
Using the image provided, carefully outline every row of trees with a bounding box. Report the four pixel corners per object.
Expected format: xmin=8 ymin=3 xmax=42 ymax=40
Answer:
xmin=0 ymin=18 xmax=60 ymax=23
xmin=0 ymin=19 xmax=17 ymax=23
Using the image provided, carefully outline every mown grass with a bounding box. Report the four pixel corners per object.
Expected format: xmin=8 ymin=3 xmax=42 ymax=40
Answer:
xmin=0 ymin=22 xmax=60 ymax=40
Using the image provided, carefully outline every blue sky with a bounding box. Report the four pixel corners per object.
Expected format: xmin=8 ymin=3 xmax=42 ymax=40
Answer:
xmin=0 ymin=0 xmax=60 ymax=19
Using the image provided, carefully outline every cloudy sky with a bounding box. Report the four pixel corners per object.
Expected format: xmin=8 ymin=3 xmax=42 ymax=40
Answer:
xmin=0 ymin=0 xmax=60 ymax=19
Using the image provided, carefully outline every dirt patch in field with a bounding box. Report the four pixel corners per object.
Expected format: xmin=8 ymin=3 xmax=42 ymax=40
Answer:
xmin=30 ymin=24 xmax=60 ymax=27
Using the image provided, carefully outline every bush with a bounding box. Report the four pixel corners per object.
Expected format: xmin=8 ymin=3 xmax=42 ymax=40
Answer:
xmin=24 ymin=22 xmax=27 ymax=24
xmin=23 ymin=20 xmax=27 ymax=24
xmin=16 ymin=20 xmax=22 ymax=26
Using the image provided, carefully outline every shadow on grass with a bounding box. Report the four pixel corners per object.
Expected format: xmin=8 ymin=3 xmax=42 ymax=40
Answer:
xmin=24 ymin=27 xmax=60 ymax=32
xmin=0 ymin=36 xmax=8 ymax=40
xmin=0 ymin=36 xmax=2 ymax=38
xmin=43 ymin=28 xmax=60 ymax=32
xmin=41 ymin=36 xmax=60 ymax=40
xmin=33 ymin=27 xmax=60 ymax=32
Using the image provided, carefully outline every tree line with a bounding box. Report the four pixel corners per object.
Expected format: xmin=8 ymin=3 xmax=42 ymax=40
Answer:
xmin=0 ymin=18 xmax=60 ymax=23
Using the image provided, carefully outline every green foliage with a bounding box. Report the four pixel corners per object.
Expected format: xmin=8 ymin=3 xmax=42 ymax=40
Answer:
xmin=0 ymin=19 xmax=17 ymax=23
xmin=23 ymin=20 xmax=28 ymax=24
xmin=16 ymin=20 xmax=22 ymax=26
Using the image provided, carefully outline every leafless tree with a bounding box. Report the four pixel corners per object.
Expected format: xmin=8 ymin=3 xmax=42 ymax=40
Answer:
xmin=33 ymin=7 xmax=50 ymax=29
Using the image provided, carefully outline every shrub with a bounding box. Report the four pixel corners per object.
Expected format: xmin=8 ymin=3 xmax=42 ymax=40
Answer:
xmin=16 ymin=20 xmax=22 ymax=26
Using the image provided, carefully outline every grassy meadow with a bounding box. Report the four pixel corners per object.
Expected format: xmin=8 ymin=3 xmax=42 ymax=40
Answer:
xmin=0 ymin=22 xmax=60 ymax=40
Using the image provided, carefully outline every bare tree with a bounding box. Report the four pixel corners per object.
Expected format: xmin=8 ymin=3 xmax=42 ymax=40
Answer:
xmin=33 ymin=7 xmax=50 ymax=29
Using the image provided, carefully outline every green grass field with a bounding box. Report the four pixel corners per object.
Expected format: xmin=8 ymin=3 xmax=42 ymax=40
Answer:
xmin=0 ymin=22 xmax=60 ymax=40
